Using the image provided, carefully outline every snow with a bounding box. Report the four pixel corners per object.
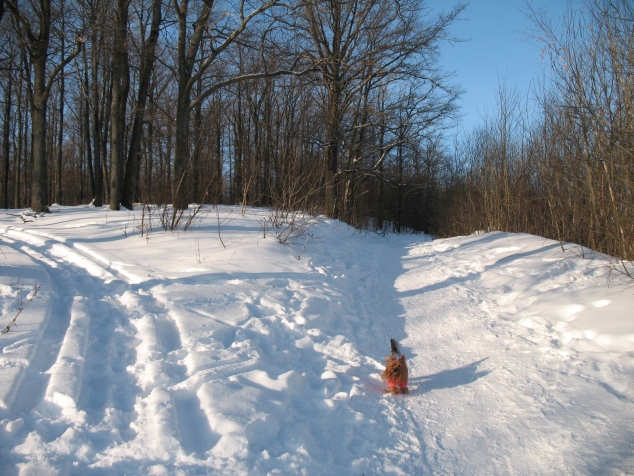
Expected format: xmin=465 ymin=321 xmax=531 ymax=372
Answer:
xmin=0 ymin=205 xmax=632 ymax=475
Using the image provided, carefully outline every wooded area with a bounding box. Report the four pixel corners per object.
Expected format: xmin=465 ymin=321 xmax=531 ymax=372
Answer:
xmin=0 ymin=0 xmax=632 ymax=265
xmin=439 ymin=1 xmax=634 ymax=267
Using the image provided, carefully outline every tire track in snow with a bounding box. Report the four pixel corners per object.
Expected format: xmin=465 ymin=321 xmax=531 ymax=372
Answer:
xmin=0 ymin=234 xmax=91 ymax=417
xmin=1 ymin=226 xmax=135 ymax=284
xmin=0 ymin=229 xmax=149 ymax=465
xmin=43 ymin=296 xmax=91 ymax=409
xmin=0 ymin=231 xmax=143 ymax=475
xmin=105 ymin=289 xmax=206 ymax=462
xmin=150 ymin=282 xmax=289 ymax=463
xmin=3 ymin=225 xmax=301 ymax=466
xmin=0 ymin=236 xmax=56 ymax=415
xmin=131 ymin=262 xmax=396 ymax=472
xmin=0 ymin=219 xmax=481 ymax=473
xmin=3 ymin=224 xmax=222 ymax=467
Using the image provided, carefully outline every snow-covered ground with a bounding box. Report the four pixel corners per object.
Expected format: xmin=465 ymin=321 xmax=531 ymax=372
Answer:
xmin=0 ymin=205 xmax=632 ymax=475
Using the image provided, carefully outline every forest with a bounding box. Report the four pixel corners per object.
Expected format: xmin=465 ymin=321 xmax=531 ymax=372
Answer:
xmin=0 ymin=0 xmax=632 ymax=266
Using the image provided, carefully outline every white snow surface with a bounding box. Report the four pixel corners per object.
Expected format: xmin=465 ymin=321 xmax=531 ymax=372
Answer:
xmin=0 ymin=205 xmax=632 ymax=475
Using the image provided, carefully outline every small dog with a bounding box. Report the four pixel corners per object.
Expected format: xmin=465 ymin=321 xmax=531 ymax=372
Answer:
xmin=381 ymin=339 xmax=409 ymax=394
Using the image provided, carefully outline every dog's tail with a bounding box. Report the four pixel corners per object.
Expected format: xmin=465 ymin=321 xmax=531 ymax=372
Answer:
xmin=390 ymin=338 xmax=401 ymax=356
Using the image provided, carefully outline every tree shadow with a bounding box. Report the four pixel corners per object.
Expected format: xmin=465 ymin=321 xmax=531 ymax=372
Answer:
xmin=409 ymin=358 xmax=490 ymax=395
xmin=397 ymin=242 xmax=562 ymax=299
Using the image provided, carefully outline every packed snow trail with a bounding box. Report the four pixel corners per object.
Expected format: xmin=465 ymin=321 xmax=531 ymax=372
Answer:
xmin=396 ymin=234 xmax=634 ymax=474
xmin=0 ymin=206 xmax=632 ymax=475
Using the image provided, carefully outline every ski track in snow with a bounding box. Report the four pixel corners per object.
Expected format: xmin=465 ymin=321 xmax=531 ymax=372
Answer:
xmin=0 ymin=206 xmax=632 ymax=475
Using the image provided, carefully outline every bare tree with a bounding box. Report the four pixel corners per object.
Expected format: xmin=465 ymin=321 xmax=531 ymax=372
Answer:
xmin=169 ymin=0 xmax=310 ymax=214
xmin=5 ymin=0 xmax=83 ymax=212
xmin=108 ymin=0 xmax=130 ymax=210
xmin=435 ymin=1 xmax=633 ymax=269
xmin=54 ymin=0 xmax=66 ymax=204
xmin=1 ymin=73 xmax=10 ymax=208
xmin=120 ymin=0 xmax=162 ymax=210
xmin=529 ymin=0 xmax=634 ymax=262
xmin=297 ymin=0 xmax=464 ymax=219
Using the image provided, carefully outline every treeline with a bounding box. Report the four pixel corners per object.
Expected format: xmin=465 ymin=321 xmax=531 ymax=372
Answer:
xmin=0 ymin=0 xmax=463 ymax=231
xmin=439 ymin=0 xmax=634 ymax=264
xmin=0 ymin=0 xmax=632 ymax=264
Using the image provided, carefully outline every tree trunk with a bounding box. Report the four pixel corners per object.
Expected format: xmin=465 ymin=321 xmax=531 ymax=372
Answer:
xmin=215 ymin=101 xmax=223 ymax=203
xmin=171 ymin=0 xmax=196 ymax=211
xmin=91 ymin=29 xmax=103 ymax=206
xmin=145 ymin=121 xmax=153 ymax=200
xmin=101 ymin=75 xmax=111 ymax=204
xmin=325 ymin=88 xmax=341 ymax=218
xmin=396 ymin=141 xmax=403 ymax=233
xmin=109 ymin=0 xmax=130 ymax=210
xmin=14 ymin=75 xmax=22 ymax=208
xmin=173 ymin=90 xmax=191 ymax=210
xmin=121 ymin=0 xmax=161 ymax=210
xmin=83 ymin=49 xmax=94 ymax=199
xmin=192 ymin=84 xmax=202 ymax=202
xmin=31 ymin=53 xmax=49 ymax=213
xmin=56 ymin=45 xmax=64 ymax=204
xmin=2 ymin=78 xmax=10 ymax=209
xmin=6 ymin=0 xmax=84 ymax=211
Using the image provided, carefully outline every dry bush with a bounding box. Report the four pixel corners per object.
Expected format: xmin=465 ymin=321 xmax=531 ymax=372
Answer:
xmin=436 ymin=1 xmax=634 ymax=278
xmin=261 ymin=158 xmax=323 ymax=245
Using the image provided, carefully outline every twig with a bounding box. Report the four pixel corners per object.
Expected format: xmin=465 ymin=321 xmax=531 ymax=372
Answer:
xmin=3 ymin=283 xmax=42 ymax=334
xmin=216 ymin=206 xmax=227 ymax=249
xmin=195 ymin=238 xmax=202 ymax=264
xmin=297 ymin=233 xmax=311 ymax=260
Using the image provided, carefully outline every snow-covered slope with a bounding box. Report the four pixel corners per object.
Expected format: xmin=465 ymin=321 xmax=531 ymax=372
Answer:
xmin=0 ymin=206 xmax=632 ymax=475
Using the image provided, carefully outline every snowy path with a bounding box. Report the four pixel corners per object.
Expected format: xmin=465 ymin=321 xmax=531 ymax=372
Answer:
xmin=0 ymin=207 xmax=632 ymax=475
xmin=397 ymin=234 xmax=634 ymax=474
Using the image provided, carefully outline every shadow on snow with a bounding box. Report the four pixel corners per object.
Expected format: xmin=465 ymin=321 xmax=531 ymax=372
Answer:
xmin=409 ymin=358 xmax=490 ymax=395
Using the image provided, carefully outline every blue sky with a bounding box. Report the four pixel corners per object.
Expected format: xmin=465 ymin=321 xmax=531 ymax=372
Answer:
xmin=425 ymin=0 xmax=572 ymax=133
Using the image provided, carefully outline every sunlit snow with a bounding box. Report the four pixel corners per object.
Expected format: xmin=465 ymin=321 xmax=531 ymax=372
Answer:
xmin=0 ymin=205 xmax=632 ymax=474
